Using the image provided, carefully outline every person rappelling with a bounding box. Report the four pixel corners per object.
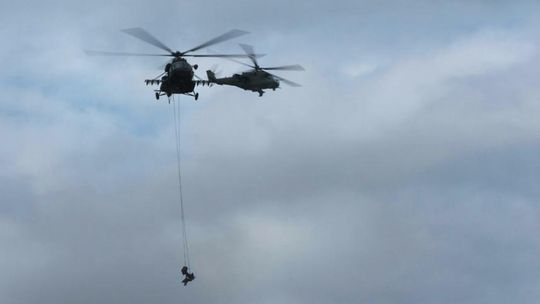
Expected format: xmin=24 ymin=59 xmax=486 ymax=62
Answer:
xmin=181 ymin=266 xmax=195 ymax=286
xmin=173 ymin=98 xmax=194 ymax=287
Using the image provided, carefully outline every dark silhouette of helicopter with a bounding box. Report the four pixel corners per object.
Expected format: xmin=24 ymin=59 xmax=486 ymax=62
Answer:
xmin=86 ymin=28 xmax=259 ymax=100
xmin=205 ymin=44 xmax=304 ymax=97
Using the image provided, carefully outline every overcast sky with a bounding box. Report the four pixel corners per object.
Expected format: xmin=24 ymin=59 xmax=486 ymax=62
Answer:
xmin=1 ymin=1 xmax=540 ymax=304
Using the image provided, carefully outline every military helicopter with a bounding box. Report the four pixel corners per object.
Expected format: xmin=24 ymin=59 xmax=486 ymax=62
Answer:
xmin=86 ymin=28 xmax=260 ymax=100
xmin=205 ymin=44 xmax=304 ymax=97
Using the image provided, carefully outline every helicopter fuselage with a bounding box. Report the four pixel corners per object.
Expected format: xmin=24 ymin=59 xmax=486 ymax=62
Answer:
xmin=159 ymin=58 xmax=196 ymax=95
xmin=207 ymin=69 xmax=279 ymax=94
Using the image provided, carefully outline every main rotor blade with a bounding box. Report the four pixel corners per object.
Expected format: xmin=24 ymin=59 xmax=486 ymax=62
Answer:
xmin=183 ymin=29 xmax=249 ymax=54
xmin=121 ymin=28 xmax=174 ymax=54
xmin=239 ymin=43 xmax=259 ymax=68
xmin=85 ymin=50 xmax=172 ymax=57
xmin=207 ymin=47 xmax=257 ymax=68
xmin=222 ymin=57 xmax=254 ymax=68
xmin=262 ymin=64 xmax=305 ymax=71
xmin=184 ymin=53 xmax=264 ymax=58
xmin=270 ymin=73 xmax=302 ymax=87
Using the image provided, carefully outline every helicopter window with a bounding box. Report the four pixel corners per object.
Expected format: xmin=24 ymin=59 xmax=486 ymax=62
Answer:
xmin=172 ymin=61 xmax=189 ymax=70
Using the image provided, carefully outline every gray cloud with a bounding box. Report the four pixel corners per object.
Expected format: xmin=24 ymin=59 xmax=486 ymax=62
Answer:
xmin=2 ymin=1 xmax=540 ymax=304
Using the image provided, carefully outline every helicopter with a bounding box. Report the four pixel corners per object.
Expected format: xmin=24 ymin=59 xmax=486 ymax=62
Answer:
xmin=86 ymin=28 xmax=260 ymax=100
xmin=205 ymin=44 xmax=304 ymax=97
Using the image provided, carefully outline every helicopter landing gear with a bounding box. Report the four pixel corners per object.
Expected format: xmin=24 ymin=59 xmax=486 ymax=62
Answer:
xmin=155 ymin=92 xmax=160 ymax=100
xmin=258 ymin=90 xmax=264 ymax=97
xmin=184 ymin=92 xmax=199 ymax=101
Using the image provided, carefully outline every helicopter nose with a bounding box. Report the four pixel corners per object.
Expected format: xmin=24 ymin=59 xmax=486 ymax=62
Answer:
xmin=171 ymin=67 xmax=192 ymax=77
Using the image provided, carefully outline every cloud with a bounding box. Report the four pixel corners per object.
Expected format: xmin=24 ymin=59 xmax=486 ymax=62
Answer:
xmin=2 ymin=2 xmax=540 ymax=304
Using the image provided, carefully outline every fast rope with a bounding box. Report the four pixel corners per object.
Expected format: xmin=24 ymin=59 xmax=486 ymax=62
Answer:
xmin=171 ymin=94 xmax=191 ymax=268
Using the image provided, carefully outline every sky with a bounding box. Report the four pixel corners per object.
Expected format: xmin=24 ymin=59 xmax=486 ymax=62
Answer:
xmin=1 ymin=1 xmax=540 ymax=303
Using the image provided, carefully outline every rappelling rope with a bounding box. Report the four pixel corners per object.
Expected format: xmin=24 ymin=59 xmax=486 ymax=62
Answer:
xmin=171 ymin=95 xmax=191 ymax=268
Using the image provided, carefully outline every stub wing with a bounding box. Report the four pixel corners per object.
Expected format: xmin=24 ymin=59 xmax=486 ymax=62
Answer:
xmin=195 ymin=80 xmax=213 ymax=87
xmin=145 ymin=79 xmax=212 ymax=87
xmin=145 ymin=79 xmax=161 ymax=86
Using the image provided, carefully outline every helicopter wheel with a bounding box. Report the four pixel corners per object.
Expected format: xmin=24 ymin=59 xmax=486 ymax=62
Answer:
xmin=195 ymin=93 xmax=199 ymax=101
xmin=155 ymin=92 xmax=160 ymax=100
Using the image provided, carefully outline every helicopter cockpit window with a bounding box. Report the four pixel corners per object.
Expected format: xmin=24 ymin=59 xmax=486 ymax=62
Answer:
xmin=172 ymin=61 xmax=189 ymax=70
